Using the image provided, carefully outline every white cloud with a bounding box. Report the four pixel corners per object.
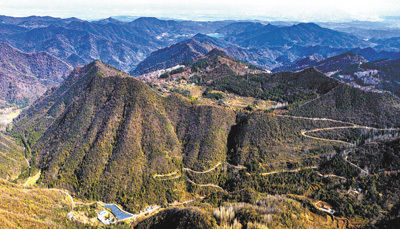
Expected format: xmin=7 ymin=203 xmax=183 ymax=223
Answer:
xmin=0 ymin=0 xmax=399 ymax=21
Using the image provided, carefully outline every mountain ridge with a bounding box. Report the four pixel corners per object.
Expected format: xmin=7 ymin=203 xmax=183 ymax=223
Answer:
xmin=0 ymin=42 xmax=72 ymax=107
xmin=13 ymin=60 xmax=236 ymax=210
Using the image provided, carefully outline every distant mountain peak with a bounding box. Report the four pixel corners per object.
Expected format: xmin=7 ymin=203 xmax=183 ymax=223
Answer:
xmin=297 ymin=22 xmax=320 ymax=27
xmin=94 ymin=17 xmax=123 ymax=24
xmin=133 ymin=17 xmax=162 ymax=23
xmin=294 ymin=22 xmax=322 ymax=29
xmin=192 ymin=33 xmax=212 ymax=40
xmin=331 ymin=51 xmax=368 ymax=62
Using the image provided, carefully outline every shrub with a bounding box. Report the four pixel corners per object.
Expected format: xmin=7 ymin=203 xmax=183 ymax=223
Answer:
xmin=170 ymin=67 xmax=185 ymax=75
xmin=203 ymin=91 xmax=224 ymax=100
xmin=160 ymin=72 xmax=170 ymax=79
xmin=172 ymin=88 xmax=191 ymax=97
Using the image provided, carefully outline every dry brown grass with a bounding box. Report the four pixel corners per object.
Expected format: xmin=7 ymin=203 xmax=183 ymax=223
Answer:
xmin=148 ymin=79 xmax=275 ymax=111
xmin=0 ymin=179 xmax=73 ymax=228
xmin=211 ymin=195 xmax=349 ymax=229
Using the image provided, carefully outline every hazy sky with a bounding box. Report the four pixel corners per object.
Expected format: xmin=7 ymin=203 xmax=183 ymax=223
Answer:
xmin=0 ymin=0 xmax=399 ymax=22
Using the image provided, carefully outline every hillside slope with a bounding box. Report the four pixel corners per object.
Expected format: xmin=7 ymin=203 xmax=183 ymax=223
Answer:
xmin=10 ymin=60 xmax=400 ymax=227
xmin=0 ymin=133 xmax=26 ymax=180
xmin=0 ymin=42 xmax=72 ymax=107
xmin=133 ymin=34 xmax=274 ymax=75
xmin=290 ymin=83 xmax=400 ymax=128
xmin=274 ymin=52 xmax=400 ymax=97
xmin=133 ymin=36 xmax=218 ymax=75
xmin=12 ymin=61 xmax=236 ymax=210
xmin=0 ymin=179 xmax=72 ymax=228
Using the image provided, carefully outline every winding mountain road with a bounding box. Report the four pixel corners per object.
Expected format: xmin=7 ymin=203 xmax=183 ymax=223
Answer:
xmin=183 ymin=162 xmax=223 ymax=174
xmin=260 ymin=166 xmax=318 ymax=176
xmin=186 ymin=178 xmax=226 ymax=192
xmin=278 ymin=114 xmax=400 ymax=176
xmin=316 ymin=171 xmax=347 ymax=180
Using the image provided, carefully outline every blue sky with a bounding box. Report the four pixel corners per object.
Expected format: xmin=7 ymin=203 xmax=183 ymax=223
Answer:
xmin=0 ymin=0 xmax=399 ymax=22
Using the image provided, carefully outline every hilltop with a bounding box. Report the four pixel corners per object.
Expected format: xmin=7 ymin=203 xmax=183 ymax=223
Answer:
xmin=12 ymin=60 xmax=236 ymax=211
xmin=137 ymin=48 xmax=266 ymax=83
xmin=132 ymin=35 xmax=218 ymax=75
xmin=133 ymin=34 xmax=273 ymax=75
xmin=290 ymin=83 xmax=400 ymax=128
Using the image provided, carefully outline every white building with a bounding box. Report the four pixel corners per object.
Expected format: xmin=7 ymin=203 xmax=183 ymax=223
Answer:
xmin=97 ymin=210 xmax=116 ymax=225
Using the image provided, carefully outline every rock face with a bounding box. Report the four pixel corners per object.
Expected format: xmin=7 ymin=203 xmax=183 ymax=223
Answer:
xmin=13 ymin=61 xmax=236 ymax=210
xmin=0 ymin=42 xmax=72 ymax=107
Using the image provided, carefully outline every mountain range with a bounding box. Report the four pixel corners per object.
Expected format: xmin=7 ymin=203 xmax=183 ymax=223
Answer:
xmin=132 ymin=34 xmax=275 ymax=75
xmin=217 ymin=22 xmax=367 ymax=48
xmin=2 ymin=14 xmax=400 ymax=228
xmin=273 ymin=51 xmax=400 ymax=97
xmin=0 ymin=16 xmax=230 ymax=72
xmin=0 ymin=42 xmax=72 ymax=107
xmin=2 ymin=15 xmax=399 ymax=75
